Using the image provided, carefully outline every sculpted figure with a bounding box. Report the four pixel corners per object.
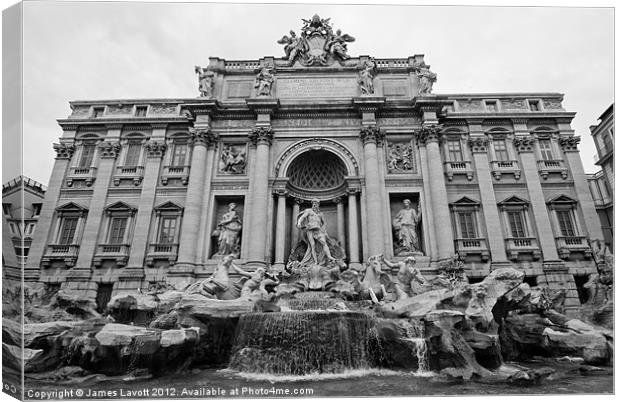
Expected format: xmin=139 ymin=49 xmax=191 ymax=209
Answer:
xmin=326 ymin=29 xmax=355 ymax=60
xmin=213 ymin=203 xmax=242 ymax=257
xmin=358 ymin=59 xmax=376 ymax=95
xmin=277 ymin=30 xmax=308 ymax=64
xmin=194 ymin=66 xmax=215 ymax=98
xmin=219 ymin=145 xmax=246 ymax=174
xmin=297 ymin=199 xmax=335 ymax=266
xmin=186 ymin=254 xmax=244 ymax=299
xmin=382 ymin=255 xmax=429 ymax=300
xmin=254 ymin=66 xmax=275 ymax=97
xmin=417 ymin=66 xmax=437 ymax=95
xmin=393 ymin=199 xmax=422 ymax=255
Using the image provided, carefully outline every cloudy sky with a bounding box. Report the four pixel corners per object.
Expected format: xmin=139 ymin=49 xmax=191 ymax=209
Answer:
xmin=5 ymin=1 xmax=614 ymax=184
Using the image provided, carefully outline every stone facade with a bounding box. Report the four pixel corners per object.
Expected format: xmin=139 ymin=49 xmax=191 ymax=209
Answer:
xmin=587 ymin=104 xmax=614 ymax=251
xmin=25 ymin=15 xmax=604 ymax=311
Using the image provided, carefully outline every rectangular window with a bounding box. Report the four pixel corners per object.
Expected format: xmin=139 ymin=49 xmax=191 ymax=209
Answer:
xmin=507 ymin=211 xmax=527 ymax=238
xmin=528 ymin=100 xmax=540 ymax=111
xmin=9 ymin=222 xmax=19 ymax=236
xmin=158 ymin=217 xmax=177 ymax=244
xmin=485 ymin=101 xmax=498 ymax=112
xmin=447 ymin=140 xmax=463 ymax=161
xmin=2 ymin=203 xmax=11 ymax=216
xmin=32 ymin=203 xmax=42 ymax=217
xmin=171 ymin=143 xmax=188 ymax=167
xmin=135 ymin=106 xmax=148 ymax=117
xmin=58 ymin=217 xmax=78 ymax=244
xmin=24 ymin=223 xmax=35 ymax=236
xmin=457 ymin=212 xmax=477 ymax=238
xmin=539 ymin=139 xmax=554 ymax=160
xmin=493 ymin=139 xmax=509 ymax=161
xmin=78 ymin=144 xmax=96 ymax=167
xmin=92 ymin=107 xmax=104 ymax=118
xmin=556 ymin=210 xmax=576 ymax=237
xmin=108 ymin=217 xmax=128 ymax=244
xmin=124 ymin=142 xmax=142 ymax=166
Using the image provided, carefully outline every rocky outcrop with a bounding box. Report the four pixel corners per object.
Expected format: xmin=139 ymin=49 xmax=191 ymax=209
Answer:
xmin=106 ymin=290 xmax=184 ymax=325
xmin=174 ymin=294 xmax=254 ymax=320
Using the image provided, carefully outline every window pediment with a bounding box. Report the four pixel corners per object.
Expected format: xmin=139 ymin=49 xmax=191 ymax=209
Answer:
xmin=104 ymin=201 xmax=137 ymax=215
xmin=547 ymin=194 xmax=578 ymax=209
xmin=450 ymin=196 xmax=480 ymax=211
xmin=57 ymin=202 xmax=88 ymax=213
xmin=498 ymin=195 xmax=530 ymax=210
xmin=155 ymin=201 xmax=183 ymax=212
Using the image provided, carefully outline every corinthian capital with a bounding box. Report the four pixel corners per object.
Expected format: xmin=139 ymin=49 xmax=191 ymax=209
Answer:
xmin=248 ymin=126 xmax=274 ymax=146
xmin=513 ymin=136 xmax=537 ymax=153
xmin=559 ymin=136 xmax=581 ymax=153
xmin=97 ymin=141 xmax=121 ymax=159
xmin=189 ymin=127 xmax=219 ymax=148
xmin=359 ymin=125 xmax=384 ymax=145
xmin=145 ymin=140 xmax=167 ymax=159
xmin=467 ymin=136 xmax=489 ymax=153
xmin=53 ymin=143 xmax=76 ymax=159
xmin=415 ymin=124 xmax=442 ymax=146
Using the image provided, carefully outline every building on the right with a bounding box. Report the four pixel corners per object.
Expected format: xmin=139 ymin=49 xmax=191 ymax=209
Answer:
xmin=587 ymin=104 xmax=614 ymax=251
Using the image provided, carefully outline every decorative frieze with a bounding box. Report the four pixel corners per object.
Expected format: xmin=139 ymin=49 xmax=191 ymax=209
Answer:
xmin=248 ymin=126 xmax=275 ymax=146
xmin=513 ymin=136 xmax=537 ymax=153
xmin=559 ymin=136 xmax=581 ymax=153
xmin=467 ymin=136 xmax=489 ymax=153
xmin=53 ymin=143 xmax=76 ymax=159
xmin=189 ymin=127 xmax=219 ymax=147
xmin=97 ymin=141 xmax=121 ymax=159
xmin=359 ymin=125 xmax=384 ymax=144
xmin=145 ymin=140 xmax=167 ymax=159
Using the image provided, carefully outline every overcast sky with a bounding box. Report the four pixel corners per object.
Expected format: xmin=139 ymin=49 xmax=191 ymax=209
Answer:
xmin=4 ymin=1 xmax=614 ymax=184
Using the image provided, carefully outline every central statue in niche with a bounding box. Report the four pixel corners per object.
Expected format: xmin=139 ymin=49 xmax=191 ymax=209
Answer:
xmin=297 ymin=199 xmax=336 ymax=266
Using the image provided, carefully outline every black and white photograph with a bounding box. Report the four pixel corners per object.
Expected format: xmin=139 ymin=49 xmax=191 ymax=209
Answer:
xmin=1 ymin=0 xmax=615 ymax=400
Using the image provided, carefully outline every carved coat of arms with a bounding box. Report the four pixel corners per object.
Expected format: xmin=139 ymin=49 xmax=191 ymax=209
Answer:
xmin=277 ymin=14 xmax=355 ymax=66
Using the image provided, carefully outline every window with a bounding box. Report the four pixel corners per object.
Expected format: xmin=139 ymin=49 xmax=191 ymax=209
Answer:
xmin=2 ymin=203 xmax=11 ymax=217
xmin=493 ymin=139 xmax=509 ymax=161
xmin=58 ymin=217 xmax=78 ymax=244
xmin=485 ymin=101 xmax=498 ymax=112
xmin=78 ymin=144 xmax=96 ymax=167
xmin=602 ymin=133 xmax=613 ymax=153
xmin=171 ymin=143 xmax=188 ymax=166
xmin=124 ymin=141 xmax=142 ymax=166
xmin=457 ymin=212 xmax=477 ymax=238
xmin=108 ymin=217 xmax=128 ymax=244
xmin=24 ymin=223 xmax=35 ymax=236
xmin=528 ymin=100 xmax=541 ymax=111
xmin=92 ymin=107 xmax=105 ymax=118
xmin=538 ymin=139 xmax=554 ymax=160
xmin=556 ymin=210 xmax=576 ymax=237
xmin=8 ymin=222 xmax=20 ymax=236
xmin=158 ymin=217 xmax=177 ymax=243
xmin=135 ymin=106 xmax=148 ymax=117
xmin=32 ymin=203 xmax=42 ymax=217
xmin=447 ymin=139 xmax=463 ymax=161
xmin=507 ymin=211 xmax=527 ymax=238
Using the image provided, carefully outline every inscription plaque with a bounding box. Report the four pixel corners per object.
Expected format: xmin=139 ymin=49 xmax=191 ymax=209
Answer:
xmin=277 ymin=77 xmax=358 ymax=98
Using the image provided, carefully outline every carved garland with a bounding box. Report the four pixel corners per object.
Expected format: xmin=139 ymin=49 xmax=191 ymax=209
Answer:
xmin=274 ymin=138 xmax=359 ymax=177
xmin=53 ymin=143 xmax=76 ymax=159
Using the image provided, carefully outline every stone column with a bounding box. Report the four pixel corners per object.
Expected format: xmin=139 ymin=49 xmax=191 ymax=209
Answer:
xmin=467 ymin=129 xmax=509 ymax=265
xmin=273 ymin=189 xmax=288 ymax=267
xmin=347 ymin=189 xmax=361 ymax=266
xmin=195 ymin=146 xmax=217 ymax=262
xmin=418 ymin=125 xmax=454 ymax=260
xmin=173 ymin=128 xmax=218 ymax=273
xmin=126 ymin=135 xmax=167 ymax=271
xmin=512 ymin=129 xmax=560 ymax=261
xmin=290 ymin=199 xmax=301 ymax=249
xmin=245 ymin=126 xmax=274 ymax=264
xmin=334 ymin=197 xmax=346 ymax=247
xmin=360 ymin=126 xmax=386 ymax=256
xmin=74 ymin=136 xmax=122 ymax=271
xmin=417 ymin=144 xmax=438 ymax=260
xmin=560 ymin=136 xmax=605 ymax=240
xmin=25 ymin=141 xmax=75 ymax=279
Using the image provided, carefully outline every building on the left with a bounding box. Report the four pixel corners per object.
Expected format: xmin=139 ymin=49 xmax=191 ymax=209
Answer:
xmin=2 ymin=176 xmax=46 ymax=272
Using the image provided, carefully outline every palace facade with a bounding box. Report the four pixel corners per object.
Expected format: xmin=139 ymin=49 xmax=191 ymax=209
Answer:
xmin=25 ymin=15 xmax=604 ymax=311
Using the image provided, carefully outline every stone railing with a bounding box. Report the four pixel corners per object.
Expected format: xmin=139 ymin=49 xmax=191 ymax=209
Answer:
xmin=145 ymin=243 xmax=179 ymax=266
xmin=505 ymin=237 xmax=541 ymax=261
xmin=161 ymin=165 xmax=191 ymax=185
xmin=489 ymin=160 xmax=521 ymax=180
xmin=113 ymin=165 xmax=145 ymax=186
xmin=536 ymin=159 xmax=568 ymax=180
xmin=443 ymin=160 xmax=474 ymax=181
xmin=41 ymin=244 xmax=80 ymax=267
xmin=66 ymin=166 xmax=97 ymax=187
xmin=225 ymin=60 xmax=261 ymax=70
xmin=93 ymin=244 xmax=130 ymax=267
xmin=454 ymin=238 xmax=489 ymax=261
xmin=556 ymin=235 xmax=591 ymax=259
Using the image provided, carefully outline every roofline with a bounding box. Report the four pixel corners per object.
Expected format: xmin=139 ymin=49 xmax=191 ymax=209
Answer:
xmin=598 ymin=103 xmax=614 ymax=121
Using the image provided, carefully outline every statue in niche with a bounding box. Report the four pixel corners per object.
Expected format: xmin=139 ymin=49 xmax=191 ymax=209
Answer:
xmin=219 ymin=145 xmax=246 ymax=174
xmin=254 ymin=66 xmax=275 ymax=97
xmin=392 ymin=199 xmax=422 ymax=255
xmin=417 ymin=65 xmax=437 ymax=95
xmin=387 ymin=143 xmax=414 ymax=172
xmin=296 ymin=199 xmax=336 ymax=266
xmin=212 ymin=203 xmax=242 ymax=258
xmin=277 ymin=30 xmax=308 ymax=65
xmin=326 ymin=29 xmax=355 ymax=60
xmin=195 ymin=66 xmax=215 ymax=98
xmin=358 ymin=59 xmax=376 ymax=95
xmin=381 ymin=255 xmax=430 ymax=300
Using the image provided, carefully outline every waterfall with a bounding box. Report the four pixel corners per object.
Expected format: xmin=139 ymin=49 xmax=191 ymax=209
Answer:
xmin=404 ymin=337 xmax=429 ymax=372
xmin=229 ymin=311 xmax=380 ymax=375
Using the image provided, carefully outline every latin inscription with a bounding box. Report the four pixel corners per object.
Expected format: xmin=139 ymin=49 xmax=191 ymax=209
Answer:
xmin=277 ymin=77 xmax=358 ymax=98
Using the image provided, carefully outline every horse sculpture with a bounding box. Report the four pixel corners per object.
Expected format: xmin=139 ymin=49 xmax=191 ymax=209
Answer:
xmin=358 ymin=254 xmax=394 ymax=303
